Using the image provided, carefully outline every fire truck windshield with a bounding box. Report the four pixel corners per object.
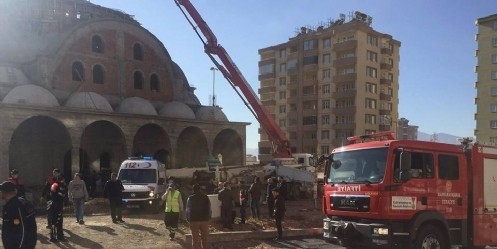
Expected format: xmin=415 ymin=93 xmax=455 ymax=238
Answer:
xmin=328 ymin=148 xmax=387 ymax=184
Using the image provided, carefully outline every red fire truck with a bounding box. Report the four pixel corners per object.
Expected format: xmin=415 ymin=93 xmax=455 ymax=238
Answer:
xmin=321 ymin=132 xmax=497 ymax=249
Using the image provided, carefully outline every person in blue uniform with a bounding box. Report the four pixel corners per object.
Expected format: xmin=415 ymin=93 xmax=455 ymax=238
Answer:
xmin=1 ymin=181 xmax=37 ymax=249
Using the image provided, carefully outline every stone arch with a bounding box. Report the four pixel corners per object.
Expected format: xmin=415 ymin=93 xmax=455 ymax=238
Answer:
xmin=176 ymin=127 xmax=209 ymax=168
xmin=80 ymin=120 xmax=126 ymax=178
xmin=213 ymin=129 xmax=244 ymax=166
xmin=9 ymin=116 xmax=71 ymax=187
xmin=132 ymin=123 xmax=171 ymax=167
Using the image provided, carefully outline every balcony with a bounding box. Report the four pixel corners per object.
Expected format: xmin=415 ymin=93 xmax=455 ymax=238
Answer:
xmin=380 ymin=78 xmax=392 ymax=85
xmin=258 ymin=86 xmax=276 ymax=94
xmin=287 ymin=67 xmax=299 ymax=75
xmin=334 ymin=73 xmax=357 ymax=82
xmin=258 ymin=73 xmax=275 ymax=80
xmin=380 ymin=93 xmax=392 ymax=101
xmin=332 ymin=106 xmax=356 ymax=115
xmin=379 ymin=124 xmax=391 ymax=131
xmin=332 ymin=123 xmax=355 ymax=129
xmin=379 ymin=109 xmax=391 ymax=115
xmin=333 ymin=40 xmax=358 ymax=51
xmin=332 ymin=90 xmax=357 ymax=98
xmin=333 ymin=57 xmax=357 ymax=66
xmin=381 ymin=47 xmax=393 ymax=55
xmin=303 ymin=64 xmax=318 ymax=71
xmin=261 ymin=99 xmax=276 ymax=106
xmin=380 ymin=63 xmax=393 ymax=71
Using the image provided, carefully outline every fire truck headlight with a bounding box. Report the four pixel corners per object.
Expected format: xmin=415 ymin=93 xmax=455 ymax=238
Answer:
xmin=149 ymin=191 xmax=154 ymax=197
xmin=373 ymin=227 xmax=389 ymax=235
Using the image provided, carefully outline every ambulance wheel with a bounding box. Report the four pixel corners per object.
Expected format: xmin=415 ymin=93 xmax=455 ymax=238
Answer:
xmin=413 ymin=224 xmax=449 ymax=249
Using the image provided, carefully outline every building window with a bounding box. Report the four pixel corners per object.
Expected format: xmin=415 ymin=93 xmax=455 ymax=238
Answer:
xmin=491 ymin=120 xmax=497 ymax=128
xmin=303 ymin=56 xmax=318 ymax=65
xmin=321 ymin=145 xmax=330 ymax=155
xmin=92 ymin=64 xmax=104 ymax=84
xmin=322 ymin=100 xmax=330 ymax=109
xmin=303 ymin=100 xmax=315 ymax=110
xmin=492 ymin=71 xmax=497 ymax=80
xmin=279 ymin=119 xmax=286 ymax=127
xmin=322 ymin=69 xmax=331 ymax=79
xmin=133 ymin=43 xmax=143 ymax=61
xmin=303 ymin=116 xmax=317 ymax=125
xmin=365 ymin=114 xmax=376 ymax=124
xmin=367 ymin=35 xmax=378 ymax=46
xmin=365 ymin=98 xmax=376 ymax=109
xmin=366 ymin=66 xmax=377 ymax=78
xmin=150 ymin=74 xmax=160 ymax=92
xmin=279 ymin=77 xmax=286 ymax=86
xmin=321 ymin=115 xmax=330 ymax=124
xmin=134 ymin=71 xmax=144 ymax=89
xmin=322 ymin=54 xmax=331 ymax=65
xmin=287 ymin=59 xmax=297 ymax=70
xmin=321 ymin=130 xmax=330 ymax=139
xmin=493 ymin=38 xmax=497 ymax=47
xmin=367 ymin=50 xmax=377 ymax=62
xmin=491 ymin=104 xmax=497 ymax=113
xmin=279 ymin=105 xmax=286 ymax=113
xmin=92 ymin=35 xmax=104 ymax=53
xmin=494 ymin=21 xmax=497 ymax=30
xmin=323 ymin=38 xmax=331 ymax=48
xmin=279 ymin=63 xmax=286 ymax=73
xmin=490 ymin=137 xmax=497 ymax=144
xmin=259 ymin=64 xmax=274 ymax=75
xmin=366 ymin=82 xmax=377 ymax=93
xmin=322 ymin=84 xmax=330 ymax=94
xmin=279 ymin=49 xmax=286 ymax=58
xmin=303 ymin=40 xmax=316 ymax=50
xmin=493 ymin=54 xmax=497 ymax=64
xmin=279 ymin=91 xmax=286 ymax=100
xmin=72 ymin=61 xmax=84 ymax=82
xmin=492 ymin=87 xmax=497 ymax=96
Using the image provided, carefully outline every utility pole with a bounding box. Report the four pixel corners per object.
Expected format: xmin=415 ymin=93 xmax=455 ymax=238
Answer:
xmin=210 ymin=67 xmax=218 ymax=106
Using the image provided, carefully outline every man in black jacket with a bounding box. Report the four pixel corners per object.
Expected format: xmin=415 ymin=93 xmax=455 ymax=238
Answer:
xmin=1 ymin=181 xmax=37 ymax=249
xmin=49 ymin=175 xmax=67 ymax=242
xmin=272 ymin=187 xmax=286 ymax=241
xmin=41 ymin=168 xmax=61 ymax=228
xmin=103 ymin=172 xmax=125 ymax=223
xmin=186 ymin=184 xmax=211 ymax=249
xmin=217 ymin=182 xmax=233 ymax=229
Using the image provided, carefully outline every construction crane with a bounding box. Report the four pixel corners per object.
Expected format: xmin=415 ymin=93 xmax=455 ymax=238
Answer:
xmin=174 ymin=0 xmax=292 ymax=159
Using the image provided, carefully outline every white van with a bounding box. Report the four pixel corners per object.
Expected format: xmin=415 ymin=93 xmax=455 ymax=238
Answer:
xmin=117 ymin=157 xmax=166 ymax=211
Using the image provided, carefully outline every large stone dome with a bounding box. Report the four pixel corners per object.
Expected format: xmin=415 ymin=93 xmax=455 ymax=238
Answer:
xmin=0 ymin=66 xmax=30 ymax=86
xmin=195 ymin=106 xmax=228 ymax=122
xmin=2 ymin=85 xmax=59 ymax=107
xmin=159 ymin=101 xmax=195 ymax=119
xmin=64 ymin=92 xmax=113 ymax=112
xmin=117 ymin=97 xmax=157 ymax=115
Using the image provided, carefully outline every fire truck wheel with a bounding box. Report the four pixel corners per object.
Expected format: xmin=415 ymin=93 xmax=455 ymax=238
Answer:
xmin=413 ymin=224 xmax=449 ymax=249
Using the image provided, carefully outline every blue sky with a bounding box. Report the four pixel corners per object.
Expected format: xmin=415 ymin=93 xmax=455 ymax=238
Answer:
xmin=91 ymin=0 xmax=495 ymax=150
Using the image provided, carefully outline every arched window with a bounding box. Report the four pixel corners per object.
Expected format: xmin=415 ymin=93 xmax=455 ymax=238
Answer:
xmin=92 ymin=35 xmax=104 ymax=53
xmin=133 ymin=43 xmax=143 ymax=61
xmin=134 ymin=71 xmax=143 ymax=89
xmin=150 ymin=74 xmax=160 ymax=92
xmin=72 ymin=61 xmax=84 ymax=82
xmin=93 ymin=64 xmax=104 ymax=84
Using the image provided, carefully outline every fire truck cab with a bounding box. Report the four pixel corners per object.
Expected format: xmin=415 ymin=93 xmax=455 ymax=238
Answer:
xmin=321 ymin=132 xmax=497 ymax=249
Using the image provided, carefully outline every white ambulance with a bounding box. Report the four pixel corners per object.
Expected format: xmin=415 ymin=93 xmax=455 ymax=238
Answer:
xmin=117 ymin=157 xmax=166 ymax=211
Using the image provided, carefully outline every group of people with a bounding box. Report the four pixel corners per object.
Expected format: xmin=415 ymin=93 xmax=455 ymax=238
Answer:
xmin=1 ymin=168 xmax=288 ymax=249
xmin=218 ymin=175 xmax=287 ymax=241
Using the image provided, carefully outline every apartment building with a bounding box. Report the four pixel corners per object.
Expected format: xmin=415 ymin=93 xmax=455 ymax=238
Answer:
xmin=475 ymin=14 xmax=497 ymax=144
xmin=258 ymin=12 xmax=400 ymax=162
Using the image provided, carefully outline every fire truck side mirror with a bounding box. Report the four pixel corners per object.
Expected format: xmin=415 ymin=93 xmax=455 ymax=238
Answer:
xmin=399 ymin=151 xmax=412 ymax=182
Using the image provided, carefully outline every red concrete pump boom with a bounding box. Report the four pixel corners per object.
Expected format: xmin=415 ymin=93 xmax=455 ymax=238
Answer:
xmin=174 ymin=0 xmax=292 ymax=158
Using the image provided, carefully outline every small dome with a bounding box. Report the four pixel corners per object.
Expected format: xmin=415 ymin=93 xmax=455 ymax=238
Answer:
xmin=3 ymin=85 xmax=59 ymax=107
xmin=117 ymin=97 xmax=157 ymax=115
xmin=65 ymin=92 xmax=113 ymax=112
xmin=159 ymin=101 xmax=195 ymax=119
xmin=0 ymin=66 xmax=30 ymax=86
xmin=195 ymin=106 xmax=228 ymax=122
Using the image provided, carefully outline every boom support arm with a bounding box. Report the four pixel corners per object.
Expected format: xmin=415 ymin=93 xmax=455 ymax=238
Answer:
xmin=175 ymin=0 xmax=291 ymax=158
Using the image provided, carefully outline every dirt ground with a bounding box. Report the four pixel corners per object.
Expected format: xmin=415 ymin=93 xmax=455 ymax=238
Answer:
xmin=26 ymin=197 xmax=324 ymax=249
